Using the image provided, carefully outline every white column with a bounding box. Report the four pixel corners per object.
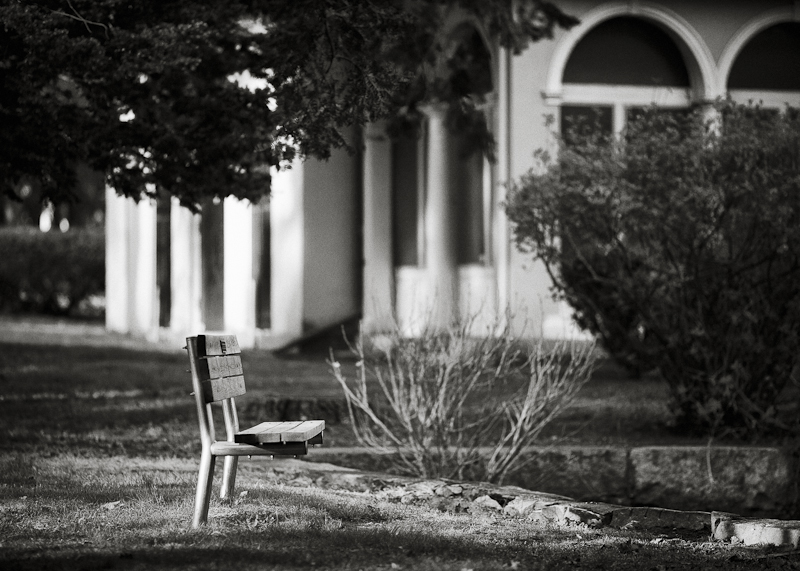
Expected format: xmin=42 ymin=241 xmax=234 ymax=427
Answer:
xmin=270 ymin=163 xmax=304 ymax=341
xmin=495 ymin=47 xmax=512 ymax=323
xmin=362 ymin=122 xmax=395 ymax=334
xmin=613 ymin=103 xmax=626 ymax=137
xmin=131 ymin=197 xmax=158 ymax=340
xmin=105 ymin=186 xmax=129 ymax=333
xmin=170 ymin=199 xmax=203 ymax=337
xmin=423 ymin=103 xmax=458 ymax=329
xmin=223 ymin=197 xmax=256 ymax=347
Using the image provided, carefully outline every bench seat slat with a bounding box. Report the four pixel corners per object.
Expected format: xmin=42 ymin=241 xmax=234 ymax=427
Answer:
xmin=201 ymin=375 xmax=246 ymax=402
xmin=281 ymin=420 xmax=326 ymax=441
xmin=235 ymin=421 xmax=296 ymax=443
xmin=234 ymin=420 xmax=325 ymax=445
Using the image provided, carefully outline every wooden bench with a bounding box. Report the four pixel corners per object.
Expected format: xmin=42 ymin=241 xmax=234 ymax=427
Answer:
xmin=185 ymin=334 xmax=324 ymax=527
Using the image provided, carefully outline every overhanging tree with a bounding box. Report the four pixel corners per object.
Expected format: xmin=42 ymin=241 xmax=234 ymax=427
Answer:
xmin=1 ymin=0 xmax=577 ymax=210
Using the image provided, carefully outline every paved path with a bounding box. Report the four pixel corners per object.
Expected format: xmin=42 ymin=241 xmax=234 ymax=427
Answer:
xmin=0 ymin=316 xmax=177 ymax=351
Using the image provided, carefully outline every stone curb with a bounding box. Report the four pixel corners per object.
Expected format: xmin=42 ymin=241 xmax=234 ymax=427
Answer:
xmin=252 ymin=457 xmax=800 ymax=549
xmin=712 ymin=512 xmax=800 ymax=548
xmin=310 ymin=445 xmax=797 ymax=518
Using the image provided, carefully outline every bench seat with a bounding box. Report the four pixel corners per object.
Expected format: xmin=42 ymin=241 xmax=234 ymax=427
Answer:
xmin=234 ymin=420 xmax=325 ymax=445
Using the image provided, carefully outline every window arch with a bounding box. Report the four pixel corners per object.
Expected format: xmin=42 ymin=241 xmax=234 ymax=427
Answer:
xmin=544 ymin=3 xmax=716 ymax=104
xmin=725 ymin=21 xmax=800 ymax=108
xmin=563 ymin=17 xmax=690 ymax=87
xmin=558 ymin=15 xmax=697 ymax=138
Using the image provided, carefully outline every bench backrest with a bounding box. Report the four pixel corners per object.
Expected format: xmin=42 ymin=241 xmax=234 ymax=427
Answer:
xmin=186 ymin=334 xmax=244 ymax=445
xmin=189 ymin=334 xmax=245 ymax=403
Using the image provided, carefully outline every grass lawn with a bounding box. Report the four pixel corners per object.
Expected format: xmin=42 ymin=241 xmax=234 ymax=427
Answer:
xmin=1 ymin=340 xmax=795 ymax=569
xmin=3 ymin=454 xmax=797 ymax=570
xmin=0 ymin=340 xmax=709 ymax=455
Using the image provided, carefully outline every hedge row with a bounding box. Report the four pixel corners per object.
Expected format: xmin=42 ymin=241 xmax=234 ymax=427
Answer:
xmin=0 ymin=226 xmax=105 ymax=316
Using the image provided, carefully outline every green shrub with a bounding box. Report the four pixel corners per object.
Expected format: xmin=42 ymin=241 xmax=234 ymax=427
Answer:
xmin=506 ymin=101 xmax=800 ymax=439
xmin=0 ymin=225 xmax=105 ymax=316
xmin=330 ymin=317 xmax=597 ymax=483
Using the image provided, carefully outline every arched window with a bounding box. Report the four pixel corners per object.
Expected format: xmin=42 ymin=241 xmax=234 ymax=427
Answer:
xmin=727 ymin=22 xmax=800 ymax=108
xmin=564 ymin=17 xmax=689 ymax=87
xmin=560 ymin=16 xmax=693 ymax=138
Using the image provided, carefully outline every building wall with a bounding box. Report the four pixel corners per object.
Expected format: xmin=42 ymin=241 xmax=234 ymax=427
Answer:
xmin=107 ymin=0 xmax=800 ymax=345
xmin=501 ymin=0 xmax=800 ymax=339
xmin=302 ymin=136 xmax=361 ymax=331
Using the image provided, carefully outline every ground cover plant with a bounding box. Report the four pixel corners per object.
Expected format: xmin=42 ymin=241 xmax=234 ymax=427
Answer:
xmin=506 ymin=101 xmax=800 ymax=440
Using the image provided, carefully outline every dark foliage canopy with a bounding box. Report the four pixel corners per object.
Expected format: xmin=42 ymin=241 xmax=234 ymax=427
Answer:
xmin=0 ymin=0 xmax=577 ymax=210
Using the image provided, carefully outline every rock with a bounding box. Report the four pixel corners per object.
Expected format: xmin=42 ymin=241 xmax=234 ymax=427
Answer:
xmin=406 ymin=480 xmax=446 ymax=498
xmin=562 ymin=504 xmax=614 ymax=527
xmin=540 ymin=503 xmax=567 ymax=522
xmin=712 ymin=511 xmax=800 ymax=548
xmin=435 ymin=484 xmax=463 ymax=497
xmin=472 ymin=495 xmax=503 ymax=511
xmin=461 ymin=486 xmax=492 ymax=501
xmin=504 ymin=497 xmax=540 ymax=517
xmin=532 ymin=503 xmax=607 ymax=527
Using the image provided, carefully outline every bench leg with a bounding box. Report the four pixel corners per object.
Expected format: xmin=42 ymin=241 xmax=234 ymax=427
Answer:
xmin=192 ymin=448 xmax=216 ymax=528
xmin=220 ymin=456 xmax=238 ymax=500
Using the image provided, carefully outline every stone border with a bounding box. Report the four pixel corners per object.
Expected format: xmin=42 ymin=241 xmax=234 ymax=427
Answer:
xmin=712 ymin=512 xmax=800 ymax=548
xmin=254 ymin=458 xmax=800 ymax=549
xmin=311 ymin=444 xmax=797 ymax=518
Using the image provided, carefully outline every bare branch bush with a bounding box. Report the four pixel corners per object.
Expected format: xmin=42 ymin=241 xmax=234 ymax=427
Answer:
xmin=330 ymin=316 xmax=597 ymax=483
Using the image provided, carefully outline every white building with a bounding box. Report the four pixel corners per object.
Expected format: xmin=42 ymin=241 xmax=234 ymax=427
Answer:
xmin=106 ymin=0 xmax=800 ymax=348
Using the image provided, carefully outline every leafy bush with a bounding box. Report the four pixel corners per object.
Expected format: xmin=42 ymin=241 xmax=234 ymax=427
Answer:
xmin=0 ymin=226 xmax=105 ymax=316
xmin=330 ymin=318 xmax=597 ymax=483
xmin=506 ymin=101 xmax=800 ymax=438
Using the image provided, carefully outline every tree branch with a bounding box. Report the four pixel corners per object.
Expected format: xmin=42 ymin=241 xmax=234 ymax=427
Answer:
xmin=52 ymin=0 xmax=110 ymax=39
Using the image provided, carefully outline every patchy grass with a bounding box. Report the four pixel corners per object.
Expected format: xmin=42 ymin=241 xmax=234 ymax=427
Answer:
xmin=0 ymin=342 xmax=347 ymax=456
xmin=0 ymin=339 xmax=797 ymax=568
xmin=1 ymin=454 xmax=797 ymax=570
xmin=0 ymin=341 xmax=703 ymax=455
